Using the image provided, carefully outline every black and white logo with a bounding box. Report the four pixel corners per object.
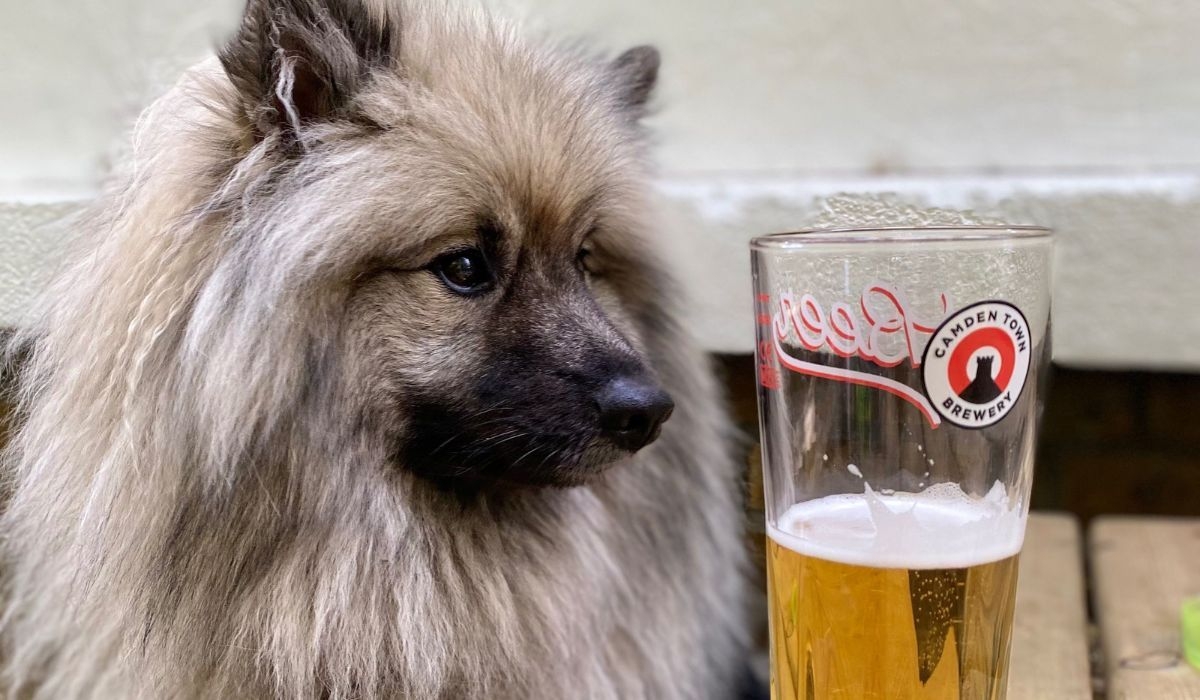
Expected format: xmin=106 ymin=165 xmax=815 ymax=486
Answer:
xmin=921 ymin=301 xmax=1032 ymax=429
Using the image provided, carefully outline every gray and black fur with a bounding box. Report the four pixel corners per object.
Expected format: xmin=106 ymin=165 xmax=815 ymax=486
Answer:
xmin=0 ymin=1 xmax=751 ymax=697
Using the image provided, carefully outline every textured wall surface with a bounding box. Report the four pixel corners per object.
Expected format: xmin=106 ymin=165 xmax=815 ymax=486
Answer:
xmin=0 ymin=199 xmax=81 ymax=328
xmin=5 ymin=0 xmax=1200 ymax=183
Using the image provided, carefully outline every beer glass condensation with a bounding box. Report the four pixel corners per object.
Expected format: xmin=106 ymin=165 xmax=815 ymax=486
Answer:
xmin=751 ymin=226 xmax=1052 ymax=700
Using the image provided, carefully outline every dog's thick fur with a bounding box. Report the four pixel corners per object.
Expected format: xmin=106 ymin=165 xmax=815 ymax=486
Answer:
xmin=0 ymin=1 xmax=749 ymax=698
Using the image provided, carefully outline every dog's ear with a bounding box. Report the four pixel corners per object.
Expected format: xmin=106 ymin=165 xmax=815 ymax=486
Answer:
xmin=610 ymin=45 xmax=660 ymax=115
xmin=220 ymin=0 xmax=393 ymax=144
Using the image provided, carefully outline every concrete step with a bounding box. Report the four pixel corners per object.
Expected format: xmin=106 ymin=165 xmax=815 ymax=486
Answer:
xmin=4 ymin=172 xmax=1199 ymax=370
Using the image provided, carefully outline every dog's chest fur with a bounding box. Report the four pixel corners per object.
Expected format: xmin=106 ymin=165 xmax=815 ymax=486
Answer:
xmin=224 ymin=407 xmax=746 ymax=700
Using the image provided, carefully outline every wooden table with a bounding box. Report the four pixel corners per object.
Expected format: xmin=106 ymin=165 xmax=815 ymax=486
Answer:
xmin=1010 ymin=513 xmax=1200 ymax=699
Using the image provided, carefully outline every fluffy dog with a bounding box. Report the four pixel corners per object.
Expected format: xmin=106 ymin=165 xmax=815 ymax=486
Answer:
xmin=0 ymin=1 xmax=750 ymax=697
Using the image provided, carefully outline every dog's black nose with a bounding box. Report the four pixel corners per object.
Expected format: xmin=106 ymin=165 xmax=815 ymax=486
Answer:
xmin=596 ymin=376 xmax=675 ymax=452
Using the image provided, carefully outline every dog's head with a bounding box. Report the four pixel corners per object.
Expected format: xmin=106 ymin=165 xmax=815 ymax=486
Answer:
xmin=215 ymin=0 xmax=674 ymax=488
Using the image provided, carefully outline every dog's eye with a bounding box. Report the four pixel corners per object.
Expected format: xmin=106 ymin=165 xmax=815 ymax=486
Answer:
xmin=576 ymin=242 xmax=596 ymax=275
xmin=431 ymin=249 xmax=494 ymax=295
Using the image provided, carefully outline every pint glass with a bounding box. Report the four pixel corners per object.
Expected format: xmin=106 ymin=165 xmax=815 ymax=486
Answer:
xmin=751 ymin=226 xmax=1052 ymax=700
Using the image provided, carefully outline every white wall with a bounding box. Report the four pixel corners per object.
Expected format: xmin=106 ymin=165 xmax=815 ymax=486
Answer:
xmin=2 ymin=0 xmax=1199 ymax=368
xmin=7 ymin=0 xmax=1200 ymax=184
xmin=0 ymin=0 xmax=240 ymax=191
xmin=500 ymin=0 xmax=1200 ymax=174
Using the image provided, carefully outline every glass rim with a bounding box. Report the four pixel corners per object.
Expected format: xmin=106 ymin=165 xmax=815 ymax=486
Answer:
xmin=751 ymin=225 xmax=1052 ymax=249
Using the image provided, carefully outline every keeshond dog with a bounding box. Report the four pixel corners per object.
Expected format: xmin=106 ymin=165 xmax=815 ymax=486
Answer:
xmin=0 ymin=0 xmax=751 ymax=698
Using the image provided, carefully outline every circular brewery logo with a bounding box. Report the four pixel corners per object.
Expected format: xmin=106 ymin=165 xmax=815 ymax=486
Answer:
xmin=921 ymin=300 xmax=1032 ymax=429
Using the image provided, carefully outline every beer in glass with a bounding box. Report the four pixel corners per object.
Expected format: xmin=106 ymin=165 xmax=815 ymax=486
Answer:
xmin=751 ymin=226 xmax=1052 ymax=700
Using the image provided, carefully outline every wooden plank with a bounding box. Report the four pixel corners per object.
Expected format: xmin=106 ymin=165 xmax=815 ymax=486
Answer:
xmin=1091 ymin=516 xmax=1200 ymax=699
xmin=1007 ymin=512 xmax=1093 ymax=700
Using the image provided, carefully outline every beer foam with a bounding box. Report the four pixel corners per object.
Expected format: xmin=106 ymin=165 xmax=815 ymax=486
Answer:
xmin=768 ymin=482 xmax=1025 ymax=569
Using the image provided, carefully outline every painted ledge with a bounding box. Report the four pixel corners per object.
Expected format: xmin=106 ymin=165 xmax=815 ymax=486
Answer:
xmin=657 ymin=172 xmax=1200 ymax=370
xmin=2 ymin=173 xmax=1199 ymax=370
xmin=0 ymin=182 xmax=91 ymax=335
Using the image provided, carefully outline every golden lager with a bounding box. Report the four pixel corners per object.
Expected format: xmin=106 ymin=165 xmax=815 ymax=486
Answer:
xmin=766 ymin=485 xmax=1023 ymax=700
